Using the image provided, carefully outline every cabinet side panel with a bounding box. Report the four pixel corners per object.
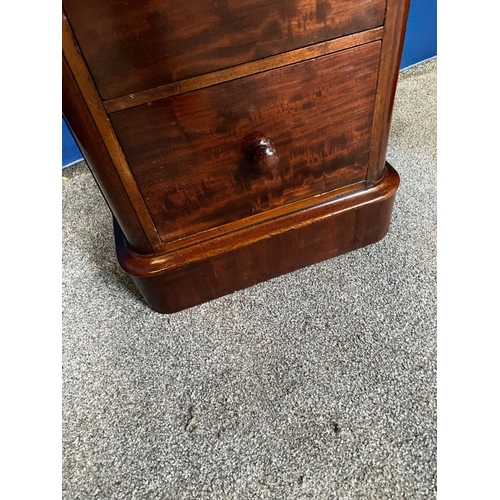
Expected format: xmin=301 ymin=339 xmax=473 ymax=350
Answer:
xmin=366 ymin=0 xmax=410 ymax=185
xmin=63 ymin=12 xmax=164 ymax=253
xmin=63 ymin=56 xmax=153 ymax=255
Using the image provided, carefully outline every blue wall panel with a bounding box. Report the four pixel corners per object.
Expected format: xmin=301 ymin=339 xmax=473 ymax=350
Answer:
xmin=62 ymin=0 xmax=437 ymax=168
xmin=62 ymin=118 xmax=83 ymax=168
xmin=400 ymin=0 xmax=437 ymax=69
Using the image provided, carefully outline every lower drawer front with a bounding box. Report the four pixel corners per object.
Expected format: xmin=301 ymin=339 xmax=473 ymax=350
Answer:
xmin=110 ymin=41 xmax=381 ymax=244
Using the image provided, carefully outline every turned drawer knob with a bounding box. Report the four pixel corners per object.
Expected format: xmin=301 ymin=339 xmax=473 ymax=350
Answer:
xmin=243 ymin=133 xmax=279 ymax=174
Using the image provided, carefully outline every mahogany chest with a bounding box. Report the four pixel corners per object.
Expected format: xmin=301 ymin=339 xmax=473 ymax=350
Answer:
xmin=62 ymin=0 xmax=410 ymax=313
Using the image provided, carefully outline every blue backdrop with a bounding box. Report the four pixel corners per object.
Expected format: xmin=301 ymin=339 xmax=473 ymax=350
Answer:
xmin=62 ymin=0 xmax=437 ymax=167
xmin=400 ymin=0 xmax=437 ymax=68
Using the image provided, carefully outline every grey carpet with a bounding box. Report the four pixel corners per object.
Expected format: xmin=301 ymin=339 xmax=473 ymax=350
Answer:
xmin=62 ymin=57 xmax=437 ymax=500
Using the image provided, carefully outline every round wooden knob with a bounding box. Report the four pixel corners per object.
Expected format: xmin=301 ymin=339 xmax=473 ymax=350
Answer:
xmin=244 ymin=135 xmax=279 ymax=174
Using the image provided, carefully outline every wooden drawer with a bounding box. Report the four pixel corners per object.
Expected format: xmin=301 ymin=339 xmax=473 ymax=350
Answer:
xmin=63 ymin=0 xmax=386 ymax=100
xmin=110 ymin=41 xmax=381 ymax=244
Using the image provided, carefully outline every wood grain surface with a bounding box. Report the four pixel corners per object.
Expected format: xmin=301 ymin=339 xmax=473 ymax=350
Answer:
xmin=103 ymin=27 xmax=383 ymax=113
xmin=63 ymin=56 xmax=153 ymax=255
xmin=367 ymin=0 xmax=411 ymax=185
xmin=62 ymin=12 xmax=164 ymax=252
xmin=110 ymin=41 xmax=382 ymax=244
xmin=63 ymin=0 xmax=386 ymax=100
xmin=116 ymin=163 xmax=399 ymax=313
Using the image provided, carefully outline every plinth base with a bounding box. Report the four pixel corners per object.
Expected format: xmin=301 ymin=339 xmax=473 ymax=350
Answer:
xmin=115 ymin=163 xmax=400 ymax=313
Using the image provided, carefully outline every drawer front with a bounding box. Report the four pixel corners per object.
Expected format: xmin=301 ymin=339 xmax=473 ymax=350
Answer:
xmin=110 ymin=41 xmax=381 ymax=244
xmin=64 ymin=0 xmax=386 ymax=100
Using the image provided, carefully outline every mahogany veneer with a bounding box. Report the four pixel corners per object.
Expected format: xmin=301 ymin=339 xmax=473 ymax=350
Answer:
xmin=62 ymin=0 xmax=410 ymax=313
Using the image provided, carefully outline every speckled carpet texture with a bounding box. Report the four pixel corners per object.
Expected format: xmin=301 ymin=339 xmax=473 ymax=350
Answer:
xmin=62 ymin=57 xmax=437 ymax=499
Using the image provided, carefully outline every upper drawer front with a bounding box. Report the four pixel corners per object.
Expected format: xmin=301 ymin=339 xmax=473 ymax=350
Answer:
xmin=110 ymin=41 xmax=381 ymax=244
xmin=64 ymin=0 xmax=386 ymax=100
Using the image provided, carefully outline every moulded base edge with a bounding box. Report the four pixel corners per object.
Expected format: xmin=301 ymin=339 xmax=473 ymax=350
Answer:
xmin=114 ymin=162 xmax=400 ymax=313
